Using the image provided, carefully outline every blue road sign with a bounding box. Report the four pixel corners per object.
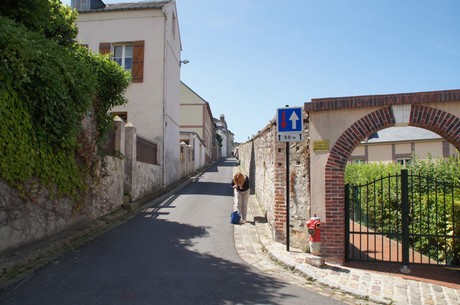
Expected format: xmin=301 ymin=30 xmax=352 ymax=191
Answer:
xmin=277 ymin=107 xmax=303 ymax=133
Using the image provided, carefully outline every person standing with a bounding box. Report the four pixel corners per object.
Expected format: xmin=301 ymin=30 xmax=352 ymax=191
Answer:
xmin=231 ymin=172 xmax=250 ymax=223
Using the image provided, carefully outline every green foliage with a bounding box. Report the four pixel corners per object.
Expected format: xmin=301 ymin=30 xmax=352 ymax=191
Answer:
xmin=0 ymin=84 xmax=36 ymax=184
xmin=410 ymin=155 xmax=460 ymax=183
xmin=84 ymin=52 xmax=130 ymax=148
xmin=0 ymin=11 xmax=129 ymax=198
xmin=43 ymin=0 xmax=79 ymax=46
xmin=0 ymin=16 xmax=89 ymax=195
xmin=0 ymin=0 xmax=51 ymax=32
xmin=0 ymin=0 xmax=78 ymax=46
xmin=345 ymin=161 xmax=403 ymax=185
xmin=216 ymin=133 xmax=223 ymax=147
xmin=410 ymin=192 xmax=460 ymax=264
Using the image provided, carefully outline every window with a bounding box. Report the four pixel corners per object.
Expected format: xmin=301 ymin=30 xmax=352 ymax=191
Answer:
xmin=396 ymin=158 xmax=412 ymax=167
xmin=348 ymin=156 xmax=366 ymax=164
xmin=113 ymin=45 xmax=133 ymax=72
xmin=99 ymin=41 xmax=144 ymax=83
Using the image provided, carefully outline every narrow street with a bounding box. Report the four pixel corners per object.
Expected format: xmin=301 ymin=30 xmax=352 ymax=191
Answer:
xmin=0 ymin=159 xmax=345 ymax=305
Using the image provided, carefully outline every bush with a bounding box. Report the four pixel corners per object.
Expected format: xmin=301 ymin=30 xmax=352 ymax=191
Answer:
xmin=345 ymin=156 xmax=460 ymax=264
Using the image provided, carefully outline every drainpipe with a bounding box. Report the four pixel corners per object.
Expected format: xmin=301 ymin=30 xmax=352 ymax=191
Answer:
xmin=162 ymin=6 xmax=168 ymax=188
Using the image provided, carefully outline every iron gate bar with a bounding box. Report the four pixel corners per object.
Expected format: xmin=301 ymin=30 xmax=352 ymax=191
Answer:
xmin=401 ymin=169 xmax=409 ymax=269
xmin=344 ymin=184 xmax=350 ymax=262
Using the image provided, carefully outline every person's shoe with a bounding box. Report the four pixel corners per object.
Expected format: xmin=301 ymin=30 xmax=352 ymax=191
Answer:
xmin=240 ymin=220 xmax=246 ymax=224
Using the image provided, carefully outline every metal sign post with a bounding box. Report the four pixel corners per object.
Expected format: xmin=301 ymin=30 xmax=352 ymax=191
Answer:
xmin=285 ymin=141 xmax=290 ymax=251
xmin=276 ymin=106 xmax=303 ymax=252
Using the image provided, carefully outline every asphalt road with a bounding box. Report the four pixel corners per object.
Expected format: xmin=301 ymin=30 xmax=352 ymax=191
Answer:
xmin=0 ymin=159 xmax=345 ymax=305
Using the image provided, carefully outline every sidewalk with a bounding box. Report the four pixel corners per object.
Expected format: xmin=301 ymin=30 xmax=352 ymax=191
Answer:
xmin=234 ymin=193 xmax=460 ymax=305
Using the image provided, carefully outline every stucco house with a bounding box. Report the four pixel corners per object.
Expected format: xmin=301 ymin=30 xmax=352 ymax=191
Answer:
xmin=72 ymin=0 xmax=183 ymax=188
xmin=179 ymin=82 xmax=219 ymax=164
xmin=179 ymin=131 xmax=206 ymax=173
xmin=214 ymin=115 xmax=235 ymax=158
xmin=350 ymin=126 xmax=459 ymax=164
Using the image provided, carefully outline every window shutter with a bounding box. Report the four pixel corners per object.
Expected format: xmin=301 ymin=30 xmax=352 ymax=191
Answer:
xmin=132 ymin=40 xmax=144 ymax=83
xmin=99 ymin=42 xmax=111 ymax=55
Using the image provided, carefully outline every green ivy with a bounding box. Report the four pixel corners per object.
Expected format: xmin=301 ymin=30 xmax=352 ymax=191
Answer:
xmin=0 ymin=84 xmax=35 ymax=184
xmin=0 ymin=14 xmax=129 ymax=198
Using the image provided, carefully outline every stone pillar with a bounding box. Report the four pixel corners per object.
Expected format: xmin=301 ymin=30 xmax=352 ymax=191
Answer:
xmin=124 ymin=123 xmax=136 ymax=201
xmin=113 ymin=116 xmax=125 ymax=155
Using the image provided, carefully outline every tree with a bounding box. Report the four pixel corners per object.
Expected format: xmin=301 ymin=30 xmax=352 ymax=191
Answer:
xmin=0 ymin=0 xmax=78 ymax=46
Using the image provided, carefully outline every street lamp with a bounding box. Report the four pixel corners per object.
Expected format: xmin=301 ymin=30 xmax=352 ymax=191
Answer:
xmin=180 ymin=59 xmax=189 ymax=67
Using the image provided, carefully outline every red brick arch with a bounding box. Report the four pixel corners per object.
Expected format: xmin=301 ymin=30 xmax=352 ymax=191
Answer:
xmin=410 ymin=105 xmax=460 ymax=151
xmin=322 ymin=107 xmax=395 ymax=261
xmin=322 ymin=104 xmax=460 ymax=263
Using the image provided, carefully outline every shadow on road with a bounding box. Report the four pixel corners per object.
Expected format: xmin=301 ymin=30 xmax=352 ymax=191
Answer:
xmin=0 ymin=194 xmax=300 ymax=305
xmin=0 ymin=157 xmax=307 ymax=304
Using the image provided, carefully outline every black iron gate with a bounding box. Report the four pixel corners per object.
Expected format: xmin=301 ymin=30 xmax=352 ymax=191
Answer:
xmin=345 ymin=170 xmax=460 ymax=267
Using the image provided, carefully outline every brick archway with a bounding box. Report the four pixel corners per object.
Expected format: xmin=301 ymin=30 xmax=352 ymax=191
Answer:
xmin=323 ymin=105 xmax=460 ymax=262
xmin=323 ymin=107 xmax=396 ymax=261
xmin=411 ymin=105 xmax=460 ymax=150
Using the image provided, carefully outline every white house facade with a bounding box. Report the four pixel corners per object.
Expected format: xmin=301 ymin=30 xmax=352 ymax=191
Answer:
xmin=73 ymin=0 xmax=183 ymax=187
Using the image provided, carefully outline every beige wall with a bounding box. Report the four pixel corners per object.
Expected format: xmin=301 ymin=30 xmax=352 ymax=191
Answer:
xmin=180 ymin=82 xmax=215 ymax=163
xmin=352 ymin=138 xmax=452 ymax=162
xmin=414 ymin=141 xmax=442 ymax=158
xmin=367 ymin=145 xmax=392 ymax=162
xmin=180 ymin=105 xmax=204 ymax=127
xmin=309 ymin=107 xmax=375 ymax=221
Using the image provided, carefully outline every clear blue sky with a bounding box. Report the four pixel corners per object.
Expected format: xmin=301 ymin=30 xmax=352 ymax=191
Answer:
xmin=62 ymin=0 xmax=460 ymax=143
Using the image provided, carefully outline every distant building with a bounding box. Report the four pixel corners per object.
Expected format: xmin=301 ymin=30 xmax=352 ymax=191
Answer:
xmin=214 ymin=115 xmax=234 ymax=158
xmin=179 ymin=82 xmax=218 ymax=164
xmin=350 ymin=126 xmax=459 ymax=164
xmin=180 ymin=131 xmax=206 ymax=172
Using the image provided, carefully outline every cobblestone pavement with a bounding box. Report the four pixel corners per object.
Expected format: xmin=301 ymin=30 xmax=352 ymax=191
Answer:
xmin=233 ymin=194 xmax=460 ymax=305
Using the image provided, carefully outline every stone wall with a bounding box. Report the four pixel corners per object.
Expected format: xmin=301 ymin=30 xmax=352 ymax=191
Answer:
xmin=0 ymin=118 xmax=153 ymax=254
xmin=0 ymin=114 xmax=124 ymax=254
xmin=0 ymin=155 xmax=125 ymax=253
xmin=124 ymin=123 xmax=162 ymax=202
xmin=237 ymin=115 xmax=311 ymax=251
